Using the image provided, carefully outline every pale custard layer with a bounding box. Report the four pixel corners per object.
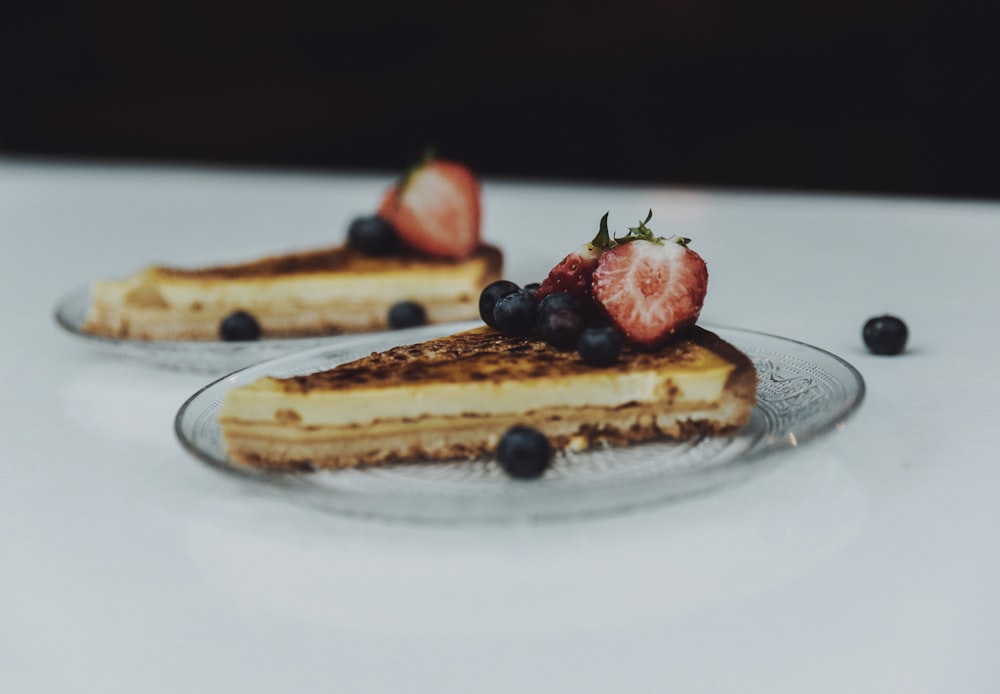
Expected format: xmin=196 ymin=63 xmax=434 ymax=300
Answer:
xmin=220 ymin=358 xmax=734 ymax=427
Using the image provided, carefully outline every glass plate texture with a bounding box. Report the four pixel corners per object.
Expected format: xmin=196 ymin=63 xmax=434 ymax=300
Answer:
xmin=54 ymin=285 xmax=461 ymax=374
xmin=175 ymin=324 xmax=865 ymax=523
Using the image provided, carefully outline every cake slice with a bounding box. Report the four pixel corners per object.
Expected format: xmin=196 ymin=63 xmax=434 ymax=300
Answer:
xmin=82 ymin=244 xmax=502 ymax=340
xmin=82 ymin=156 xmax=499 ymax=341
xmin=218 ymin=325 xmax=756 ymax=471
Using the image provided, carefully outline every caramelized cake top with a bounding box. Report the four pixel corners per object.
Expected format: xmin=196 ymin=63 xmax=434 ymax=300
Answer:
xmin=150 ymin=244 xmax=502 ymax=280
xmin=274 ymin=325 xmax=756 ymax=395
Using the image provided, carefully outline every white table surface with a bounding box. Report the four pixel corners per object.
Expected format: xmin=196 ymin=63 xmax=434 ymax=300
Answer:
xmin=2 ymin=157 xmax=998 ymax=693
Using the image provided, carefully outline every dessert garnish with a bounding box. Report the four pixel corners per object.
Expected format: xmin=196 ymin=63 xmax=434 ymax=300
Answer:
xmin=346 ymin=215 xmax=400 ymax=256
xmin=219 ymin=310 xmax=262 ymax=342
xmin=532 ymin=210 xmax=708 ymax=348
xmin=493 ymin=210 xmax=708 ymax=356
xmin=592 ymin=211 xmax=708 ymax=348
xmin=537 ymin=303 xmax=585 ymax=351
xmin=863 ymin=314 xmax=908 ymax=355
xmin=535 ymin=212 xmax=615 ymax=310
xmin=388 ymin=300 xmax=428 ymax=329
xmin=493 ymin=289 xmax=539 ymax=337
xmin=576 ymin=324 xmax=623 ymax=367
xmin=376 ymin=153 xmax=481 ymax=259
xmin=497 ymin=426 xmax=554 ymax=479
xmin=478 ymin=280 xmax=521 ymax=327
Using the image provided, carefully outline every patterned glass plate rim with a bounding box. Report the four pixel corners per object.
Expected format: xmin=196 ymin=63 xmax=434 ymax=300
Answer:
xmin=53 ymin=285 xmax=465 ymax=374
xmin=174 ymin=323 xmax=865 ymax=524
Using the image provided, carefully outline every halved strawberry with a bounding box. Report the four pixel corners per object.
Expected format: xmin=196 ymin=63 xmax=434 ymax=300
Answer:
xmin=377 ymin=158 xmax=481 ymax=259
xmin=591 ymin=214 xmax=708 ymax=349
xmin=534 ymin=212 xmax=615 ymax=309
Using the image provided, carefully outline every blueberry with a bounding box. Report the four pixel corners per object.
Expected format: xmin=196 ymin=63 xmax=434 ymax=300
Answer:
xmin=347 ymin=215 xmax=400 ymax=256
xmin=863 ymin=315 xmax=908 ymax=355
xmin=539 ymin=307 xmax=585 ymax=350
xmin=478 ymin=280 xmax=521 ymax=327
xmin=538 ymin=291 xmax=582 ymax=320
xmin=497 ymin=425 xmax=553 ymax=479
xmin=493 ymin=290 xmax=538 ymax=336
xmin=577 ymin=324 xmax=623 ymax=366
xmin=388 ymin=301 xmax=427 ymax=329
xmin=522 ymin=282 xmax=541 ymax=294
xmin=220 ymin=310 xmax=262 ymax=341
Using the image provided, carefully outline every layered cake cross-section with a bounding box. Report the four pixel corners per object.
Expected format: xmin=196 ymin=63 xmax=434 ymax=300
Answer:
xmin=218 ymin=325 xmax=756 ymax=471
xmin=83 ymin=244 xmax=502 ymax=340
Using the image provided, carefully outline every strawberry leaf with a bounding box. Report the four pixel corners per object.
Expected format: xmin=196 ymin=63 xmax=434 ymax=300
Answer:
xmin=397 ymin=147 xmax=437 ymax=191
xmin=589 ymin=212 xmax=614 ymax=250
xmin=615 ymin=209 xmax=661 ymax=244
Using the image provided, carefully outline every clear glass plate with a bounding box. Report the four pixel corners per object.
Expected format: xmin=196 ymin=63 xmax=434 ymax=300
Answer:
xmin=53 ymin=285 xmax=463 ymax=374
xmin=175 ymin=324 xmax=865 ymax=523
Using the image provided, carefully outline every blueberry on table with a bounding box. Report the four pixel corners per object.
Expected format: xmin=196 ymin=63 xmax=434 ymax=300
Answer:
xmin=863 ymin=315 xmax=908 ymax=355
xmin=347 ymin=215 xmax=400 ymax=256
xmin=540 ymin=307 xmax=585 ymax=350
xmin=497 ymin=426 xmax=553 ymax=479
xmin=478 ymin=280 xmax=521 ymax=327
xmin=493 ymin=290 xmax=538 ymax=336
xmin=220 ymin=311 xmax=262 ymax=341
xmin=388 ymin=301 xmax=427 ymax=329
xmin=577 ymin=324 xmax=623 ymax=366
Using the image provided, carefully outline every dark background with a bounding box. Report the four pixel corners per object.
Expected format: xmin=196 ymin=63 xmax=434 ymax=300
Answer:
xmin=2 ymin=1 xmax=997 ymax=198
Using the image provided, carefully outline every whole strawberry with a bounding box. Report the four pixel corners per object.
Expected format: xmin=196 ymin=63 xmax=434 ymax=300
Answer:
xmin=591 ymin=212 xmax=708 ymax=349
xmin=377 ymin=156 xmax=481 ymax=259
xmin=534 ymin=212 xmax=615 ymax=310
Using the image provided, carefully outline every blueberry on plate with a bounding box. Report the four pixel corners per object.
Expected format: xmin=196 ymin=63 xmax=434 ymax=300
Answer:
xmin=478 ymin=280 xmax=521 ymax=327
xmin=220 ymin=310 xmax=262 ymax=341
xmin=493 ymin=290 xmax=538 ymax=336
xmin=577 ymin=324 xmax=623 ymax=366
xmin=497 ymin=425 xmax=553 ymax=479
xmin=388 ymin=301 xmax=427 ymax=329
xmin=863 ymin=314 xmax=908 ymax=355
xmin=347 ymin=215 xmax=400 ymax=256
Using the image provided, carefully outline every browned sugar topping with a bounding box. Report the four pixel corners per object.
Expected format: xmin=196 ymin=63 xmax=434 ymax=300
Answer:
xmin=279 ymin=325 xmax=743 ymax=394
xmin=156 ymin=244 xmax=502 ymax=280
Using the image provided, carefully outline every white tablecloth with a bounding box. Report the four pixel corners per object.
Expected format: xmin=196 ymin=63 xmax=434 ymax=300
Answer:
xmin=2 ymin=158 xmax=997 ymax=693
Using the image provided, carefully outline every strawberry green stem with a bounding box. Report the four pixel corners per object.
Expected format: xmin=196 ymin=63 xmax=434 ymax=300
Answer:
xmin=397 ymin=147 xmax=436 ymax=191
xmin=615 ymin=209 xmax=660 ymax=244
xmin=590 ymin=212 xmax=614 ymax=250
